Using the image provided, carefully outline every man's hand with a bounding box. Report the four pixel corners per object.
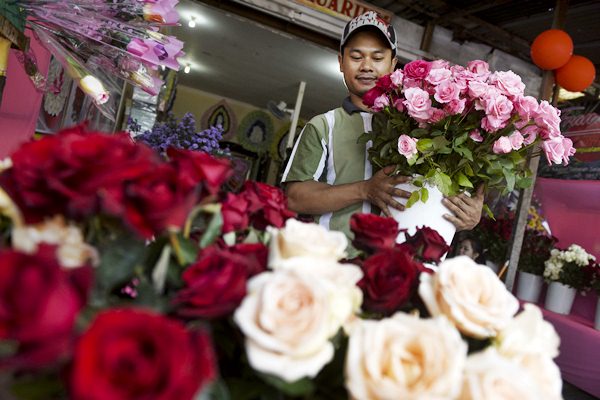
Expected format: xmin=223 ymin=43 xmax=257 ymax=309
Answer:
xmin=442 ymin=185 xmax=484 ymax=231
xmin=361 ymin=166 xmax=412 ymax=217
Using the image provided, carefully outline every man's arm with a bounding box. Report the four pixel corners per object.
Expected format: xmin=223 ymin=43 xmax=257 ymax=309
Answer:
xmin=286 ymin=166 xmax=411 ymax=217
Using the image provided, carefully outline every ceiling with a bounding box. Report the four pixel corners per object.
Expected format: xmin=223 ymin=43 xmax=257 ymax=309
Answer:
xmin=172 ymin=0 xmax=600 ymax=121
xmin=173 ymin=0 xmax=347 ymax=120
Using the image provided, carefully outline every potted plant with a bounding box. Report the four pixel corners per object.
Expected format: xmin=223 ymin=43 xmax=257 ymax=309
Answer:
xmin=516 ymin=230 xmax=557 ymax=303
xmin=543 ymin=244 xmax=596 ymax=314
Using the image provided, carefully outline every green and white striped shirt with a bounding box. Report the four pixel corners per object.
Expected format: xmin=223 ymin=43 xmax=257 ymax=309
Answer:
xmin=282 ymin=98 xmax=374 ymax=241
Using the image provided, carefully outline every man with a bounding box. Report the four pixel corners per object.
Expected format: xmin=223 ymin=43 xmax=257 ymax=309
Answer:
xmin=282 ymin=11 xmax=483 ymax=243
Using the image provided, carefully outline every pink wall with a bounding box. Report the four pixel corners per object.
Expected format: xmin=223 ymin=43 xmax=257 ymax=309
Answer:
xmin=0 ymin=33 xmax=50 ymax=158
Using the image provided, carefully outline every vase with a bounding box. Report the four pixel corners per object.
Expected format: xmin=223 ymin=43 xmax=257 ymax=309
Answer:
xmin=544 ymin=281 xmax=576 ymax=315
xmin=516 ymin=271 xmax=543 ymax=303
xmin=595 ymin=297 xmax=600 ymax=331
xmin=389 ymin=181 xmax=456 ymax=248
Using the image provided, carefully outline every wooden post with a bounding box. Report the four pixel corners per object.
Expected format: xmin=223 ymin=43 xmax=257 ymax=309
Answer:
xmin=504 ymin=0 xmax=568 ymax=291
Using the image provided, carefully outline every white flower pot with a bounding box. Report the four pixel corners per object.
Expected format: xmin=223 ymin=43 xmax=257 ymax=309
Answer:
xmin=390 ymin=181 xmax=456 ymax=247
xmin=544 ymin=281 xmax=576 ymax=315
xmin=516 ymin=271 xmax=543 ymax=303
xmin=485 ymin=261 xmax=499 ymax=273
xmin=595 ymin=297 xmax=600 ymax=330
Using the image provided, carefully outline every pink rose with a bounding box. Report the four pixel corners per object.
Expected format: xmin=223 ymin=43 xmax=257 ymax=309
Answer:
xmin=469 ymin=129 xmax=484 ymax=142
xmin=390 ymin=69 xmax=404 ymax=87
xmin=372 ymin=94 xmax=390 ymax=111
xmin=451 ymin=65 xmax=469 ymax=92
xmin=444 ymin=98 xmax=466 ymax=115
xmin=466 ymin=60 xmax=491 ymax=81
xmin=431 ymin=59 xmax=451 ymax=69
xmin=397 ymin=135 xmax=419 ymax=159
xmin=484 ymin=94 xmax=513 ymax=125
xmin=468 ymin=81 xmax=491 ymax=99
xmin=521 ymin=125 xmax=539 ymax=145
xmin=429 ymin=108 xmax=447 ymax=123
xmin=393 ymin=97 xmax=405 ymax=112
xmin=403 ymin=87 xmax=433 ymax=121
xmin=514 ymin=95 xmax=539 ymax=121
xmin=509 ymin=131 xmax=524 ymax=150
xmin=402 ymin=78 xmax=422 ymax=90
xmin=534 ymin=101 xmax=561 ymax=139
xmin=434 ymin=81 xmax=460 ymax=104
xmin=542 ymin=138 xmax=567 ymax=165
xmin=489 ymin=71 xmax=525 ymax=98
xmin=403 ymin=60 xmax=432 ymax=80
xmin=561 ymin=137 xmax=576 ymax=164
xmin=492 ymin=136 xmax=512 ymax=154
xmin=426 ymin=68 xmax=452 ymax=85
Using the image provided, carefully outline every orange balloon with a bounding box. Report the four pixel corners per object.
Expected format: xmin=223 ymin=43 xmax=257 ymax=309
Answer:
xmin=555 ymin=55 xmax=596 ymax=92
xmin=530 ymin=29 xmax=573 ymax=70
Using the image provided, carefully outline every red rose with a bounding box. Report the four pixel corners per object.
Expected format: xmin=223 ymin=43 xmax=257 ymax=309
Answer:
xmin=0 ymin=245 xmax=92 ymax=368
xmin=221 ymin=192 xmax=250 ymax=233
xmin=242 ymin=182 xmax=296 ymax=230
xmin=167 ymin=148 xmax=231 ymax=196
xmin=70 ymin=309 xmax=216 ymax=400
xmin=120 ymin=164 xmax=198 ymax=238
xmin=376 ymin=74 xmax=395 ymax=91
xmin=362 ymin=86 xmax=385 ymax=108
xmin=358 ymin=247 xmax=422 ymax=314
xmin=403 ymin=60 xmax=432 ymax=80
xmin=404 ymin=226 xmax=450 ymax=263
xmin=174 ymin=246 xmax=250 ymax=318
xmin=350 ymin=213 xmax=399 ymax=252
xmin=227 ymin=242 xmax=268 ymax=277
xmin=0 ymin=128 xmax=158 ymax=224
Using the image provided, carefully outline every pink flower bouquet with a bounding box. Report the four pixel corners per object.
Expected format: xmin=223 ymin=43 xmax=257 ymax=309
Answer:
xmin=360 ymin=59 xmax=575 ymax=207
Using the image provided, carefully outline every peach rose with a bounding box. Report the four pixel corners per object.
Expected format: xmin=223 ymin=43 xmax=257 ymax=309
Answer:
xmin=345 ymin=314 xmax=467 ymax=399
xmin=418 ymin=256 xmax=519 ymax=338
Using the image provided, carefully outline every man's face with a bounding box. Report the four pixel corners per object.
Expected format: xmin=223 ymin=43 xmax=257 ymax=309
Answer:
xmin=338 ymin=29 xmax=396 ymax=99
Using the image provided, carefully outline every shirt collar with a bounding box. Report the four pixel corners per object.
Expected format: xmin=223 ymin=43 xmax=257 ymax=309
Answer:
xmin=342 ymin=97 xmax=366 ymax=115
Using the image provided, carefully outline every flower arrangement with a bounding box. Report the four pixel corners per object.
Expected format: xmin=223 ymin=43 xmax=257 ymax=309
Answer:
xmin=133 ymin=112 xmax=227 ymax=156
xmin=0 ymin=126 xmax=562 ymax=399
xmin=518 ymin=230 xmax=558 ymax=276
xmin=360 ymin=59 xmax=575 ymax=208
xmin=544 ymin=244 xmax=597 ymax=290
xmin=471 ymin=212 xmax=514 ymax=265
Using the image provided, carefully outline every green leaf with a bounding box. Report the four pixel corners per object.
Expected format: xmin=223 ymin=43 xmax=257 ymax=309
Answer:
xmin=432 ymin=136 xmax=450 ymax=150
xmin=433 ymin=172 xmax=453 ymax=195
xmin=177 ymin=235 xmax=200 ymax=264
xmin=196 ymin=379 xmax=231 ymax=400
xmin=464 ymin=163 xmax=475 ymax=176
xmin=410 ymin=128 xmax=429 ymax=138
xmin=457 ymin=172 xmax=474 ymax=188
xmin=416 ymin=138 xmax=433 ymax=151
xmin=483 ymin=204 xmax=495 ymax=220
xmin=420 ymin=187 xmax=429 ymax=203
xmin=356 ymin=133 xmax=374 ymax=145
xmin=405 ymin=190 xmax=420 ymax=208
xmin=96 ymin=231 xmax=147 ymax=292
xmin=453 ymin=132 xmax=468 ymax=146
xmin=379 ymin=142 xmax=392 ymax=158
xmin=516 ymin=176 xmax=533 ymax=189
xmin=503 ymin=169 xmax=516 ymax=192
xmin=259 ymin=373 xmax=315 ymax=397
xmin=199 ymin=211 xmax=223 ymax=248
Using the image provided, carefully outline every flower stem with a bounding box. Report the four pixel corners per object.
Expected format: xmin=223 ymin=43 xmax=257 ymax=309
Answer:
xmin=169 ymin=231 xmax=185 ymax=266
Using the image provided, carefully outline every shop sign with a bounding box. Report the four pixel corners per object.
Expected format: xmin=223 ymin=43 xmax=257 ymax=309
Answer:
xmin=294 ymin=0 xmax=393 ymax=21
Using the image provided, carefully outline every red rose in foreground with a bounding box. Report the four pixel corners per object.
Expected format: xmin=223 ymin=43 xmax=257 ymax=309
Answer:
xmin=350 ymin=213 xmax=399 ymax=252
xmin=120 ymin=164 xmax=198 ymax=238
xmin=243 ymin=181 xmax=296 ymax=230
xmin=71 ymin=309 xmax=216 ymax=400
xmin=404 ymin=226 xmax=450 ymax=263
xmin=174 ymin=246 xmax=250 ymax=318
xmin=167 ymin=148 xmax=231 ymax=196
xmin=0 ymin=245 xmax=92 ymax=368
xmin=359 ymin=247 xmax=422 ymax=315
xmin=221 ymin=192 xmax=250 ymax=233
xmin=0 ymin=127 xmax=158 ymax=223
xmin=228 ymin=242 xmax=268 ymax=277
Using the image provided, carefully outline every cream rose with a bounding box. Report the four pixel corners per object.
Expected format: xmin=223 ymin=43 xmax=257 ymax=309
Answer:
xmin=268 ymin=219 xmax=347 ymax=268
xmin=513 ymin=354 xmax=563 ymax=400
xmin=234 ymin=267 xmax=355 ymax=382
xmin=496 ymin=303 xmax=560 ymax=359
xmin=459 ymin=348 xmax=542 ymax=400
xmin=12 ymin=215 xmax=99 ymax=268
xmin=345 ymin=314 xmax=467 ymax=400
xmin=419 ymin=256 xmax=519 ymax=338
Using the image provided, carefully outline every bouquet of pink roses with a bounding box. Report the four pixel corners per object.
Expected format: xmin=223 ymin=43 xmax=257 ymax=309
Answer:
xmin=360 ymin=59 xmax=575 ymax=208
